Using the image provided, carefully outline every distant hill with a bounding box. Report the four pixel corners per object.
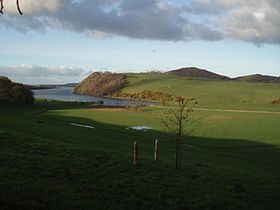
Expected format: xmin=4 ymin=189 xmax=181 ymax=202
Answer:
xmin=57 ymin=83 xmax=79 ymax=87
xmin=73 ymin=68 xmax=280 ymax=98
xmin=27 ymin=84 xmax=57 ymax=90
xmin=27 ymin=83 xmax=78 ymax=90
xmin=166 ymin=67 xmax=229 ymax=80
xmin=73 ymin=72 xmax=126 ymax=97
xmin=233 ymin=74 xmax=280 ymax=83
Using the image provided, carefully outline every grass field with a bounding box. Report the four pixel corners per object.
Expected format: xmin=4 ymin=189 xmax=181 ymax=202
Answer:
xmin=1 ymin=75 xmax=280 ymax=209
xmin=0 ymin=100 xmax=280 ymax=209
xmin=123 ymin=73 xmax=280 ymax=111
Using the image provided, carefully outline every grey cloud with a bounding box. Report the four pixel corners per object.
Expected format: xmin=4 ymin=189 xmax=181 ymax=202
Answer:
xmin=1 ymin=15 xmax=47 ymax=33
xmin=1 ymin=0 xmax=222 ymax=42
xmin=52 ymin=0 xmax=222 ymax=41
xmin=1 ymin=0 xmax=280 ymax=44
xmin=192 ymin=0 xmax=280 ymax=44
xmin=121 ymin=0 xmax=157 ymax=11
xmin=219 ymin=1 xmax=280 ymax=44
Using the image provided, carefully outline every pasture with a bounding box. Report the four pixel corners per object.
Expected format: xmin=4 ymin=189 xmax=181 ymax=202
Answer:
xmin=124 ymin=73 xmax=280 ymax=111
xmin=1 ymin=76 xmax=280 ymax=209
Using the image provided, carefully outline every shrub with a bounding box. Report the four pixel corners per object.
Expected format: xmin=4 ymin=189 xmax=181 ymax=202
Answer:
xmin=116 ymin=90 xmax=175 ymax=102
xmin=271 ymin=99 xmax=280 ymax=105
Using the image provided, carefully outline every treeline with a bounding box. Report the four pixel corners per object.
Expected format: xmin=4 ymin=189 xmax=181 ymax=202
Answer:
xmin=0 ymin=77 xmax=34 ymax=104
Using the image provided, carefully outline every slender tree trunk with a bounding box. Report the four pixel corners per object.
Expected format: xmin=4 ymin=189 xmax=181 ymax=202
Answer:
xmin=178 ymin=136 xmax=181 ymax=168
xmin=175 ymin=137 xmax=179 ymax=169
xmin=162 ymin=96 xmax=195 ymax=170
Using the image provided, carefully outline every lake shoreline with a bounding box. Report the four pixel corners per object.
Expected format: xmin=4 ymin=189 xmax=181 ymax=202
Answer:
xmin=33 ymin=87 xmax=154 ymax=107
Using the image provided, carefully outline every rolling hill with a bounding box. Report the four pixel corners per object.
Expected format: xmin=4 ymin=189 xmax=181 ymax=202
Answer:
xmin=72 ymin=68 xmax=280 ymax=109
xmin=233 ymin=74 xmax=280 ymax=83
xmin=166 ymin=67 xmax=229 ymax=80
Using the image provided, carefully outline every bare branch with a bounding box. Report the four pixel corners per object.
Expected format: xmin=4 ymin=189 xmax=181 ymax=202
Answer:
xmin=17 ymin=0 xmax=23 ymax=15
xmin=0 ymin=0 xmax=4 ymax=14
xmin=0 ymin=0 xmax=23 ymax=15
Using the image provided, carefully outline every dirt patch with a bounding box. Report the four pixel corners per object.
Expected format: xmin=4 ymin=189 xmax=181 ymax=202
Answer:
xmin=240 ymin=99 xmax=250 ymax=103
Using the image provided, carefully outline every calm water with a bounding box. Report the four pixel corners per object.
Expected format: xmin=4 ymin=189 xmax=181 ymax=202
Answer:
xmin=33 ymin=87 xmax=152 ymax=106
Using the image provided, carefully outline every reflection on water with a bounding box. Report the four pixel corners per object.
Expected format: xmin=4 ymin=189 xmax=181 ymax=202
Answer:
xmin=33 ymin=87 xmax=151 ymax=106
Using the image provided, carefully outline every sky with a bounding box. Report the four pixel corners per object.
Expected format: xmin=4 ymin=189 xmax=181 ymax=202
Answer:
xmin=0 ymin=0 xmax=279 ymax=84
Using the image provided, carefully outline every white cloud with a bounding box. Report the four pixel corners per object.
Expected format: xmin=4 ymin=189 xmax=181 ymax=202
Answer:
xmin=1 ymin=0 xmax=280 ymax=44
xmin=0 ymin=64 xmax=86 ymax=84
xmin=193 ymin=0 xmax=280 ymax=44
xmin=3 ymin=0 xmax=61 ymax=15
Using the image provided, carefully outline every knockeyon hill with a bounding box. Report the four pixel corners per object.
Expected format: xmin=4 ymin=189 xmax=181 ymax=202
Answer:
xmin=166 ymin=67 xmax=280 ymax=83
xmin=166 ymin=67 xmax=229 ymax=80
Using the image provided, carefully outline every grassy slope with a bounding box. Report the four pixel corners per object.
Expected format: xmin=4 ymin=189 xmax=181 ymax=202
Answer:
xmin=1 ymin=74 xmax=280 ymax=209
xmin=122 ymin=73 xmax=280 ymax=111
xmin=1 ymin=101 xmax=280 ymax=209
xmin=47 ymin=106 xmax=280 ymax=177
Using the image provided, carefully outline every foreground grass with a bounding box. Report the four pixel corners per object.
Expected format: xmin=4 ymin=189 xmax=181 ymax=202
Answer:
xmin=0 ymin=102 xmax=280 ymax=209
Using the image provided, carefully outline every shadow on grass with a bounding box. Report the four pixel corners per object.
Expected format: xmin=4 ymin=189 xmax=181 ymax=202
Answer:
xmin=1 ymin=102 xmax=280 ymax=209
xmin=37 ymin=104 xmax=280 ymax=179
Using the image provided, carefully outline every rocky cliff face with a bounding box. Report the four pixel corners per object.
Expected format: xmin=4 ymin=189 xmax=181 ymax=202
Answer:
xmin=73 ymin=72 xmax=126 ymax=97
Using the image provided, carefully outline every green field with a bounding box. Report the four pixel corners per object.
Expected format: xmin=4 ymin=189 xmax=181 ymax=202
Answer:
xmin=1 ymin=75 xmax=280 ymax=209
xmin=123 ymin=73 xmax=280 ymax=111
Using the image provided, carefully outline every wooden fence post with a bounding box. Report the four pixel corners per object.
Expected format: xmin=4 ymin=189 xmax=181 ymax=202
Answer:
xmin=134 ymin=141 xmax=138 ymax=165
xmin=154 ymin=139 xmax=159 ymax=161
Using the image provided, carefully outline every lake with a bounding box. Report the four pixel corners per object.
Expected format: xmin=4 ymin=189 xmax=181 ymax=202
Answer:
xmin=33 ymin=87 xmax=152 ymax=106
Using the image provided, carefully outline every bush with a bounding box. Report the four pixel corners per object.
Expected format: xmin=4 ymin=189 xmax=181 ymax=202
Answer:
xmin=271 ymin=99 xmax=280 ymax=105
xmin=116 ymin=90 xmax=175 ymax=102
xmin=0 ymin=77 xmax=34 ymax=105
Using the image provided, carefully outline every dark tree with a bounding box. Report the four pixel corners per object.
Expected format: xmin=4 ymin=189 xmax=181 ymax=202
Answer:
xmin=0 ymin=0 xmax=23 ymax=15
xmin=0 ymin=77 xmax=34 ymax=105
